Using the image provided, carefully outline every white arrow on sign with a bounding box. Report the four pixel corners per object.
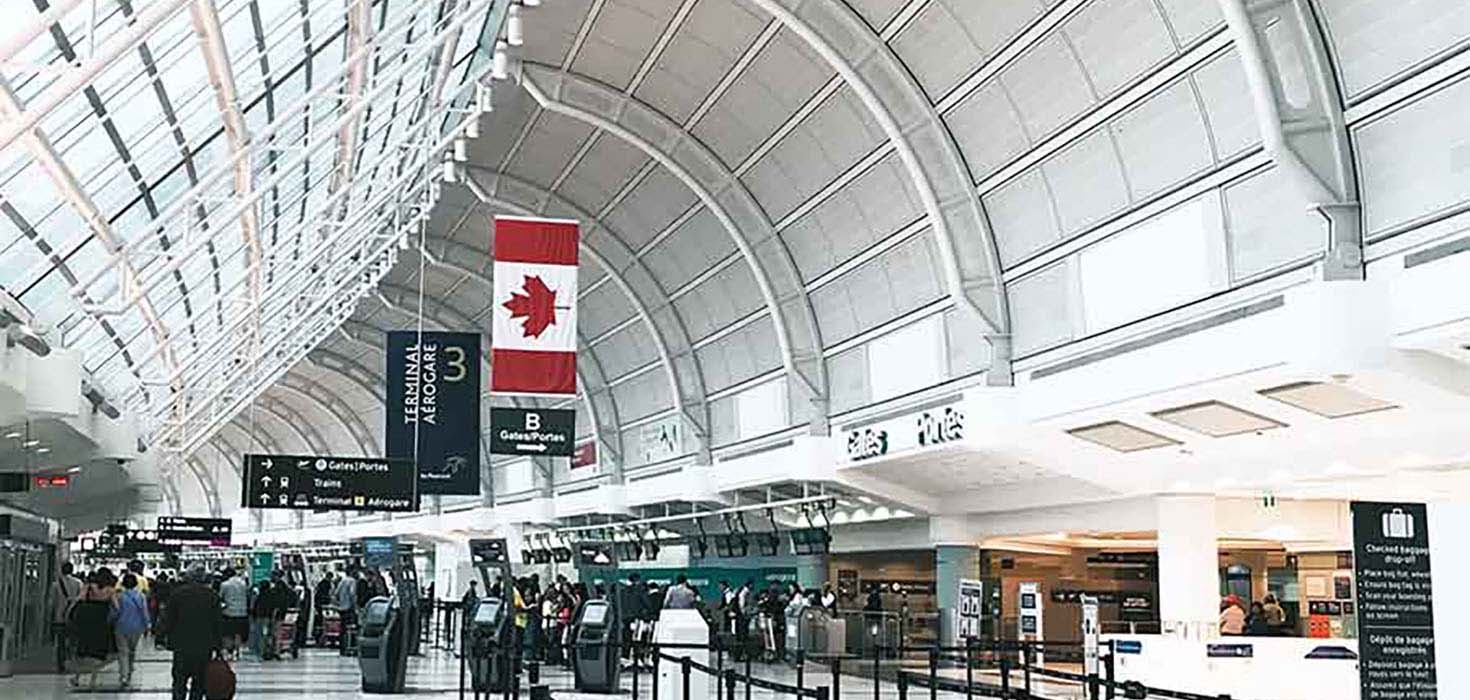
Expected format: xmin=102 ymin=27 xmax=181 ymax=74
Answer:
xmin=516 ymin=443 xmax=548 ymax=453
xmin=260 ymin=476 xmax=271 ymax=487
xmin=262 ymin=459 xmax=274 ymax=470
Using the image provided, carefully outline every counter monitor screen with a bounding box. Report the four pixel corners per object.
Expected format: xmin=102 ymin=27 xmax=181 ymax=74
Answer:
xmin=475 ymin=600 xmax=502 ymax=624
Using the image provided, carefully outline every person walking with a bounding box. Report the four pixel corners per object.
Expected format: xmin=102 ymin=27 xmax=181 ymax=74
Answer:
xmin=251 ymin=579 xmax=278 ymax=660
xmin=113 ymin=573 xmax=151 ymax=687
xmin=68 ymin=569 xmax=114 ymax=689
xmin=662 ymin=575 xmax=698 ymax=610
xmin=164 ymin=565 xmax=222 ymax=700
xmin=218 ymin=568 xmax=249 ymax=659
xmin=335 ymin=567 xmax=360 ymax=654
xmin=53 ymin=561 xmax=83 ymax=673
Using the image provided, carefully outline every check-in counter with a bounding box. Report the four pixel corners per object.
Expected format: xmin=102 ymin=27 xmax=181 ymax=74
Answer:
xmin=1104 ymin=634 xmax=1359 ymax=699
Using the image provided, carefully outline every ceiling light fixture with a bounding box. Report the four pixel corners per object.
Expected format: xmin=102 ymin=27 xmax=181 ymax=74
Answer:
xmin=1151 ymin=400 xmax=1285 ymax=437
xmin=36 ymin=447 xmax=50 ymax=454
xmin=3 ymin=431 xmax=20 ymax=439
xmin=1258 ymin=381 xmax=1397 ymax=418
xmin=22 ymin=439 xmax=40 ymax=448
xmin=1066 ymin=421 xmax=1181 ymax=452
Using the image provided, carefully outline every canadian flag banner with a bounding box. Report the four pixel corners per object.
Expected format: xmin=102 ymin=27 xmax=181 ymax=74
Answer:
xmin=491 ymin=216 xmax=579 ymax=396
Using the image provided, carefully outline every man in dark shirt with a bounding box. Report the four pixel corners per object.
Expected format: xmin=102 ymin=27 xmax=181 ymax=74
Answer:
xmin=164 ymin=566 xmax=221 ymax=700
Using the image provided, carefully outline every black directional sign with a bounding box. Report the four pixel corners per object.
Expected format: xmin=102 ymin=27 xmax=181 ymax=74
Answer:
xmin=386 ymin=331 xmax=481 ymax=496
xmin=157 ymin=516 xmax=232 ymax=547
xmin=489 ymin=408 xmax=575 ymax=456
xmin=241 ymin=454 xmax=419 ymax=513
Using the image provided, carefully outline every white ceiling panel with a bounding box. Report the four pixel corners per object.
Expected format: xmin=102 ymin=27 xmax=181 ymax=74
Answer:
xmin=633 ymin=0 xmax=767 ymax=124
xmin=892 ymin=0 xmax=1048 ymax=100
xmin=1042 ymin=129 xmax=1131 ymax=236
xmin=1065 ymin=0 xmax=1177 ymax=97
xmin=946 ymin=81 xmax=1033 ymax=183
xmin=569 ymin=0 xmax=684 ymax=90
xmin=557 ymin=135 xmax=650 ymax=213
xmin=1000 ymin=34 xmax=1096 ymax=140
xmin=781 ymin=153 xmax=922 ymax=281
xmin=691 ymin=29 xmax=833 ymax=167
xmin=742 ymin=87 xmax=886 ymax=222
xmin=603 ymin=167 xmax=699 ymax=250
xmin=642 ymin=208 xmax=736 ymax=290
xmin=505 ymin=112 xmax=598 ymax=189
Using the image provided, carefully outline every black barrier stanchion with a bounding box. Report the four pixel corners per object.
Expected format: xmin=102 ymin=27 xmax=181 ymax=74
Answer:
xmin=681 ymin=657 xmax=692 ymax=700
xmin=873 ymin=646 xmax=882 ymax=700
xmin=928 ymin=647 xmax=938 ymax=700
xmin=1105 ymin=643 xmax=1116 ymax=700
xmin=896 ymin=665 xmax=908 ymax=700
xmin=653 ymin=644 xmax=661 ymax=700
xmin=745 ymin=644 xmax=753 ymax=700
xmin=964 ymin=639 xmax=974 ymax=700
xmin=1021 ymin=644 xmax=1032 ymax=698
xmin=725 ymin=669 xmax=738 ymax=700
xmin=633 ymin=649 xmax=641 ymax=700
xmin=831 ymin=654 xmax=842 ymax=700
xmin=999 ymin=655 xmax=1011 ymax=699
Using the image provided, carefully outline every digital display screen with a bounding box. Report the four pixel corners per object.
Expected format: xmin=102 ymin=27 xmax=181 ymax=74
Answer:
xmin=580 ymin=603 xmax=608 ymax=626
xmin=474 ymin=601 xmax=502 ymax=624
xmin=364 ymin=600 xmax=391 ymax=626
xmin=1020 ymin=593 xmax=1037 ymax=609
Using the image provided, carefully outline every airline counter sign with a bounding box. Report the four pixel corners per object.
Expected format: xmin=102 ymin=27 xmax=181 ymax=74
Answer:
xmin=490 ymin=408 xmax=575 ymax=456
xmin=845 ymin=402 xmax=967 ymax=462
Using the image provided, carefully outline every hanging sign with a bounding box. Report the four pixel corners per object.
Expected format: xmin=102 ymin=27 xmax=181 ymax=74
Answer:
xmin=639 ymin=415 xmax=683 ymax=463
xmin=386 ymin=330 xmax=481 ymax=495
xmin=489 ymin=407 xmax=575 ymax=456
xmin=157 ymin=516 xmax=232 ymax=547
xmin=491 ymin=216 xmax=579 ymax=396
xmin=1351 ymin=501 xmax=1436 ymax=700
xmin=241 ymin=454 xmax=419 ymax=512
xmin=572 ymin=441 xmax=598 ymax=469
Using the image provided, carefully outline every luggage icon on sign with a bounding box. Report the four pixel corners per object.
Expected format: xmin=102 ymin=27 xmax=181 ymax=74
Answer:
xmin=1382 ymin=507 xmax=1414 ymax=539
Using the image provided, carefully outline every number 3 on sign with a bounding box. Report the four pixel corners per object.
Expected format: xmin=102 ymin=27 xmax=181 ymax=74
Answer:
xmin=443 ymin=345 xmax=467 ymax=382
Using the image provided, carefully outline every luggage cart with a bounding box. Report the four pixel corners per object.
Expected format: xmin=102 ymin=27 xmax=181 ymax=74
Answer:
xmin=276 ymin=610 xmax=301 ymax=659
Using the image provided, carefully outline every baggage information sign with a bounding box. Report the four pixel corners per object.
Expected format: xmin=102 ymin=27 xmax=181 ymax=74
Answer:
xmin=242 ymin=454 xmax=419 ymax=513
xmin=1352 ymin=501 xmax=1436 ymax=700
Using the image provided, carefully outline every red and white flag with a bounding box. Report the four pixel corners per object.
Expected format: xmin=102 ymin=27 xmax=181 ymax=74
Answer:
xmin=491 ymin=216 xmax=579 ymax=395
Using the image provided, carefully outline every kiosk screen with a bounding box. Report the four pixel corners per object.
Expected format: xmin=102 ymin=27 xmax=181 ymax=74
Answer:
xmin=581 ymin=602 xmax=609 ymax=625
xmin=475 ymin=601 xmax=502 ymax=624
xmin=364 ymin=600 xmax=392 ymax=629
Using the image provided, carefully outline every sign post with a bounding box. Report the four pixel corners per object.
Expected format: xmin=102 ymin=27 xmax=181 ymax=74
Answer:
xmin=241 ymin=454 xmax=419 ymax=513
xmin=1018 ymin=581 xmax=1044 ymax=667
xmin=1081 ymin=595 xmax=1100 ymax=676
xmin=386 ymin=331 xmax=481 ymax=495
xmin=1351 ymin=501 xmax=1436 ymax=700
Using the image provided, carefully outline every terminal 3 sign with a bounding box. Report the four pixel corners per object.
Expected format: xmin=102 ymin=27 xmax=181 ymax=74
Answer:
xmin=844 ymin=401 xmax=967 ymax=462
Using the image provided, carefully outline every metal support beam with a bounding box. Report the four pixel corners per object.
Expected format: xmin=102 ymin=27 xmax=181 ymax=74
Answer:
xmin=183 ymin=456 xmax=221 ymax=516
xmin=1217 ymin=0 xmax=1362 ymax=280
xmin=329 ymin=0 xmax=376 ymax=204
xmin=735 ymin=0 xmax=1013 ymax=384
xmin=519 ymin=66 xmax=832 ymax=433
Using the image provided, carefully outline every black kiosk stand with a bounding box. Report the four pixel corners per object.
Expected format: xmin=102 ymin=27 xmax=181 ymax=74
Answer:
xmin=465 ymin=539 xmax=515 ymax=697
xmin=571 ymin=593 xmax=624 ymax=693
xmin=358 ymin=537 xmax=418 ymax=693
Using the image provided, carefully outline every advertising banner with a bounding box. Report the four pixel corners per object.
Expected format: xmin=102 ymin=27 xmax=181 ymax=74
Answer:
xmin=491 ymin=216 xmax=579 ymax=396
xmin=242 ymin=454 xmax=419 ymax=513
xmin=386 ymin=330 xmax=481 ymax=495
xmin=1351 ymin=501 xmax=1436 ymax=700
xmin=489 ymin=407 xmax=575 ymax=456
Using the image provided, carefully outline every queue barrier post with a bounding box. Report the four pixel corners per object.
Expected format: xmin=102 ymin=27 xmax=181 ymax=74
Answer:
xmin=872 ymin=645 xmax=882 ymax=700
xmin=1104 ymin=642 xmax=1116 ymax=700
xmin=896 ymin=664 xmax=908 ymax=700
xmin=831 ymin=653 xmax=842 ymax=700
xmin=928 ymin=646 xmax=938 ymax=700
xmin=999 ymin=654 xmax=1011 ymax=699
xmin=682 ymin=655 xmax=693 ymax=700
xmin=964 ymin=638 xmax=974 ymax=700
xmin=725 ymin=668 xmax=738 ymax=700
xmin=653 ymin=644 xmax=661 ymax=700
xmin=796 ymin=649 xmax=806 ymax=698
xmin=1022 ymin=644 xmax=1032 ymax=697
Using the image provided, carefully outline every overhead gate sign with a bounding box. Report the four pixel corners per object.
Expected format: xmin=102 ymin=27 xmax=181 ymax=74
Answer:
xmin=490 ymin=407 xmax=575 ymax=456
xmin=242 ymin=454 xmax=419 ymax=513
xmin=386 ymin=330 xmax=481 ymax=495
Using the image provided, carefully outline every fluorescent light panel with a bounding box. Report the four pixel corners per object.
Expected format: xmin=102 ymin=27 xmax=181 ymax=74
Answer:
xmin=1258 ymin=381 xmax=1398 ymax=418
xmin=1151 ymin=400 xmax=1285 ymax=437
xmin=1066 ymin=421 xmax=1180 ymax=452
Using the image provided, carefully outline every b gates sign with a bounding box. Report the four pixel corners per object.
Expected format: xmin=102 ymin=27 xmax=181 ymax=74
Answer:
xmin=844 ymin=400 xmax=967 ymax=463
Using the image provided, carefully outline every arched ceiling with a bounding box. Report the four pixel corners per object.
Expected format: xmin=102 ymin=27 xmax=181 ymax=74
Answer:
xmin=7 ymin=0 xmax=1461 ymax=522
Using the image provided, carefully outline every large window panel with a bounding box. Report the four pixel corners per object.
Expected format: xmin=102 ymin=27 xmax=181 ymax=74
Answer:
xmin=1078 ymin=195 xmax=1228 ymax=333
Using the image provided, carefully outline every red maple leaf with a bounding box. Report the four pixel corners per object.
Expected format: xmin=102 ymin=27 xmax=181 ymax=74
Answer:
xmin=503 ymin=275 xmax=559 ymax=338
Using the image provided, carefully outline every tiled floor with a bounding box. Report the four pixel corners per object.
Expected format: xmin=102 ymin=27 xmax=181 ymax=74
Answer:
xmin=0 ymin=643 xmax=1096 ymax=700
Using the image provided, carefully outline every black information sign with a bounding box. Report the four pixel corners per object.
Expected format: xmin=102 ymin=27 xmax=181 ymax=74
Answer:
xmin=386 ymin=331 xmax=481 ymax=496
xmin=363 ymin=536 xmax=399 ymax=569
xmin=1351 ymin=501 xmax=1436 ymax=700
xmin=490 ymin=408 xmax=575 ymax=456
xmin=470 ymin=538 xmax=508 ymax=565
xmin=157 ymin=516 xmax=232 ymax=547
xmin=241 ymin=454 xmax=419 ymax=513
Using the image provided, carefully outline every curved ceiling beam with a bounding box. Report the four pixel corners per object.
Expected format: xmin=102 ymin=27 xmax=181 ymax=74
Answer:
xmin=252 ymin=396 xmax=330 ymax=455
xmin=517 ymin=65 xmax=832 ymax=431
xmin=735 ymin=0 xmax=1014 ymax=383
xmin=203 ymin=438 xmax=242 ymax=512
xmin=1216 ymin=0 xmax=1361 ymax=280
xmin=457 ymin=169 xmax=710 ymax=458
xmin=182 ymin=456 xmax=221 ymax=517
xmin=160 ymin=477 xmax=182 ymax=517
xmin=270 ymin=375 xmax=378 ymax=457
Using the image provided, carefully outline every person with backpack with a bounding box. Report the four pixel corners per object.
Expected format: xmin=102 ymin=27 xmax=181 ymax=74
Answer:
xmin=113 ymin=573 xmax=151 ymax=687
xmin=68 ymin=568 xmax=114 ymax=689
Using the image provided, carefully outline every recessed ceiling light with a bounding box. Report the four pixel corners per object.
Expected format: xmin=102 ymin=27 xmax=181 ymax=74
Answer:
xmin=1066 ymin=421 xmax=1181 ymax=452
xmin=36 ymin=447 xmax=50 ymax=454
xmin=22 ymin=439 xmax=40 ymax=448
xmin=68 ymin=467 xmax=81 ymax=473
xmin=1258 ymin=381 xmax=1397 ymax=418
xmin=1151 ymin=401 xmax=1286 ymax=437
xmin=3 ymin=431 xmax=20 ymax=439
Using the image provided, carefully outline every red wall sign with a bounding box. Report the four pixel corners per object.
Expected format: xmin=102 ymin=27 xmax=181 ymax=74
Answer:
xmin=572 ymin=441 xmax=597 ymax=469
xmin=33 ymin=475 xmax=71 ymax=488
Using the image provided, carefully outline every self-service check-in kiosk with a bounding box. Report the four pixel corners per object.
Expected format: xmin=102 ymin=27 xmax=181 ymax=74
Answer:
xmin=468 ymin=597 xmax=514 ymax=692
xmin=572 ymin=597 xmax=623 ymax=693
xmin=359 ymin=596 xmax=409 ymax=693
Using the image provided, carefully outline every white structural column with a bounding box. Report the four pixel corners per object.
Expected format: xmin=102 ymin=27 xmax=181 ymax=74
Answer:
xmin=519 ymin=66 xmax=832 ymax=432
xmin=1156 ymin=495 xmax=1220 ymax=638
xmin=739 ymin=0 xmax=1013 ymax=383
xmin=1217 ymin=0 xmax=1361 ymax=280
